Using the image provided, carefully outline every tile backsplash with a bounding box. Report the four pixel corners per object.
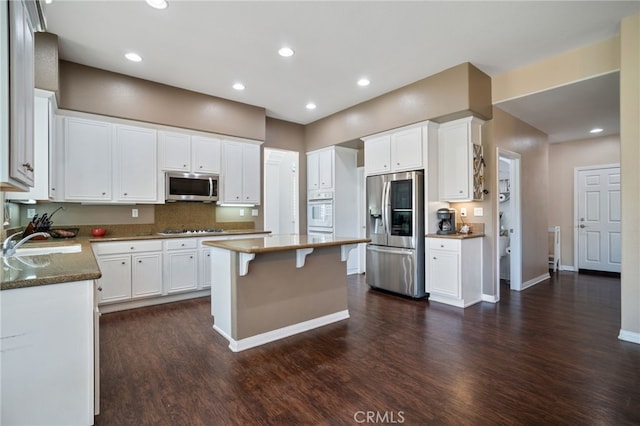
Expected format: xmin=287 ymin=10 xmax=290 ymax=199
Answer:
xmin=4 ymin=201 xmax=257 ymax=237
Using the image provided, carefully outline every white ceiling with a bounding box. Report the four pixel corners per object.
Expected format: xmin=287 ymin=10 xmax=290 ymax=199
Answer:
xmin=41 ymin=1 xmax=639 ymax=143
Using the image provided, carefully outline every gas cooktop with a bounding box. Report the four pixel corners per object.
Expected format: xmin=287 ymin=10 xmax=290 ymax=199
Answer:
xmin=157 ymin=228 xmax=227 ymax=236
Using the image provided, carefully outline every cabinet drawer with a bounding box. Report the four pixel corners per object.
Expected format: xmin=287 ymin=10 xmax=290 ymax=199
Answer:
xmin=165 ymin=238 xmax=198 ymax=250
xmin=427 ymin=238 xmax=460 ymax=252
xmin=92 ymin=240 xmax=162 ymax=255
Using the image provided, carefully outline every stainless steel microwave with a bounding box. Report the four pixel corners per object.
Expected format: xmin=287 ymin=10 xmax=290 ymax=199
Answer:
xmin=165 ymin=172 xmax=218 ymax=202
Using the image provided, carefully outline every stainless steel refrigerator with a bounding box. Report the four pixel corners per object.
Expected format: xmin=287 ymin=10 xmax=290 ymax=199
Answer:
xmin=366 ymin=171 xmax=425 ymax=298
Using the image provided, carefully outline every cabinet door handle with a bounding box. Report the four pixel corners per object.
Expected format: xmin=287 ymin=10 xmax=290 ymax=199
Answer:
xmin=22 ymin=162 xmax=34 ymax=172
xmin=121 ymin=261 xmax=126 ymax=265
xmin=138 ymin=260 xmax=142 ymax=263
xmin=130 ymin=247 xmax=135 ymax=250
xmin=97 ymin=286 xmax=103 ymax=292
xmin=433 ymin=257 xmax=437 ymax=260
xmin=123 ymin=192 xmax=128 ymax=196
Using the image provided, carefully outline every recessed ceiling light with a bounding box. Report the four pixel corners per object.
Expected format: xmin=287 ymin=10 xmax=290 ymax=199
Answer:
xmin=278 ymin=47 xmax=294 ymax=57
xmin=44 ymin=0 xmax=53 ymax=4
xmin=590 ymin=127 xmax=604 ymax=134
xmin=232 ymin=83 xmax=245 ymax=91
xmin=358 ymin=78 xmax=370 ymax=87
xmin=125 ymin=52 xmax=142 ymax=62
xmin=306 ymin=103 xmax=317 ymax=110
xmin=146 ymin=0 xmax=168 ymax=10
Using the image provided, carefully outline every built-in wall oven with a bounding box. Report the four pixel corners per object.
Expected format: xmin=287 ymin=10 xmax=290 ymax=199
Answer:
xmin=307 ymin=191 xmax=333 ymax=235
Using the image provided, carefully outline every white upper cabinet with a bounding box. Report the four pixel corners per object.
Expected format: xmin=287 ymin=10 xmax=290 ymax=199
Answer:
xmin=62 ymin=116 xmax=160 ymax=203
xmin=115 ymin=125 xmax=158 ymax=202
xmin=220 ymin=139 xmax=262 ymax=205
xmin=438 ymin=116 xmax=484 ymax=202
xmin=307 ymin=148 xmax=334 ymax=191
xmin=159 ymin=131 xmax=221 ymax=174
xmin=6 ymin=92 xmax=55 ymax=201
xmin=363 ymin=123 xmax=426 ymax=176
xmin=1 ymin=0 xmax=38 ymax=190
xmin=390 ymin=127 xmax=423 ymax=171
xmin=63 ymin=117 xmax=113 ymax=201
xmin=159 ymin=131 xmax=191 ymax=172
xmin=192 ymin=136 xmax=221 ymax=174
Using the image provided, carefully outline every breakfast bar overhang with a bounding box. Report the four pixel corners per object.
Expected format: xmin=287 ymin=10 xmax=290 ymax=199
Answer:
xmin=202 ymin=235 xmax=370 ymax=352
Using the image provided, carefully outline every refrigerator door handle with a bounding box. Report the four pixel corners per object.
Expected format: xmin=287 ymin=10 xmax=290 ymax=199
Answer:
xmin=367 ymin=245 xmax=413 ymax=256
xmin=382 ymin=180 xmax=391 ymax=236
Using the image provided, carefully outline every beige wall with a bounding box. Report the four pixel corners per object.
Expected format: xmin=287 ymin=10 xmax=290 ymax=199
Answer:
xmin=548 ymin=135 xmax=621 ymax=269
xmin=620 ymin=14 xmax=640 ymax=340
xmin=304 ymin=63 xmax=492 ymax=151
xmin=492 ymin=107 xmax=550 ymax=287
xmin=34 ymin=32 xmax=58 ymax=92
xmin=58 ymin=60 xmax=266 ymax=141
xmin=492 ymin=36 xmax=620 ymax=103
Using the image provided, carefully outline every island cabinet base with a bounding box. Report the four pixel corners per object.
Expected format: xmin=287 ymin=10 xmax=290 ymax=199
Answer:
xmin=210 ymin=245 xmax=350 ymax=352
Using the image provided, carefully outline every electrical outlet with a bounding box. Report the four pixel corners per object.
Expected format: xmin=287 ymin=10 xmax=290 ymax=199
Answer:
xmin=460 ymin=207 xmax=467 ymax=217
xmin=132 ymin=208 xmax=138 ymax=218
xmin=251 ymin=209 xmax=259 ymax=217
xmin=239 ymin=209 xmax=245 ymax=217
xmin=27 ymin=208 xmax=36 ymax=219
xmin=474 ymin=207 xmax=484 ymax=217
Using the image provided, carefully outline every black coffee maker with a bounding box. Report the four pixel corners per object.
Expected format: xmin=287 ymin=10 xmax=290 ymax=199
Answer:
xmin=436 ymin=208 xmax=457 ymax=235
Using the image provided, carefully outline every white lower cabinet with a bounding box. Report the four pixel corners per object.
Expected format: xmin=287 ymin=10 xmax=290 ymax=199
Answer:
xmin=199 ymin=246 xmax=213 ymax=289
xmin=92 ymin=234 xmax=268 ymax=311
xmin=93 ymin=240 xmax=163 ymax=304
xmin=1 ymin=280 xmax=95 ymax=425
xmin=426 ymin=237 xmax=482 ymax=308
xmin=164 ymin=238 xmax=198 ymax=293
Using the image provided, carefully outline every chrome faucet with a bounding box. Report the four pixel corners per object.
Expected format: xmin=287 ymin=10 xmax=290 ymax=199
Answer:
xmin=2 ymin=231 xmax=50 ymax=257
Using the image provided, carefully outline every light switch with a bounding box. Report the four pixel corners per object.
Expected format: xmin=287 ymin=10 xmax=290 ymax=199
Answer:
xmin=473 ymin=207 xmax=483 ymax=217
xmin=27 ymin=208 xmax=36 ymax=219
xmin=132 ymin=208 xmax=138 ymax=218
xmin=239 ymin=209 xmax=245 ymax=217
xmin=251 ymin=209 xmax=259 ymax=217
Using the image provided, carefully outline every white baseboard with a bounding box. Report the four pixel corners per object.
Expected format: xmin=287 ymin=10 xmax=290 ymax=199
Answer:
xmin=618 ymin=329 xmax=640 ymax=344
xmin=482 ymin=294 xmax=498 ymax=303
xmin=559 ymin=264 xmax=576 ymax=272
xmin=218 ymin=310 xmax=350 ymax=352
xmin=519 ymin=273 xmax=550 ymax=291
xmin=99 ymin=289 xmax=210 ymax=313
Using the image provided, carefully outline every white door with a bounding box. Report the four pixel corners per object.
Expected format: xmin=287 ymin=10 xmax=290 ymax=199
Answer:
xmin=264 ymin=149 xmax=299 ymax=234
xmin=577 ymin=166 xmax=621 ymax=272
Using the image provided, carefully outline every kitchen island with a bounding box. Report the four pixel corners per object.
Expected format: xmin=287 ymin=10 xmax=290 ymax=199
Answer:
xmin=202 ymin=234 xmax=369 ymax=352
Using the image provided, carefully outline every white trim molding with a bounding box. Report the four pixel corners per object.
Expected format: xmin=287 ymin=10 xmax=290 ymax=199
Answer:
xmin=519 ymin=273 xmax=550 ymax=291
xmin=618 ymin=329 xmax=640 ymax=345
xmin=482 ymin=294 xmax=499 ymax=303
xmin=219 ymin=310 xmax=350 ymax=352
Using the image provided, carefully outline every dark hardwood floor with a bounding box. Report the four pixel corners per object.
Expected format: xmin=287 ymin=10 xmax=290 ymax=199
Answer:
xmin=96 ymin=272 xmax=640 ymax=425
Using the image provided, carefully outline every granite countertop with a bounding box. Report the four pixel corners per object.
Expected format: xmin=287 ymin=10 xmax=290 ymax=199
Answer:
xmin=203 ymin=234 xmax=371 ymax=254
xmin=1 ymin=237 xmax=101 ymax=291
xmin=1 ymin=229 xmax=270 ymax=291
xmin=426 ymin=233 xmax=485 ymax=239
xmin=88 ymin=229 xmax=270 ymax=242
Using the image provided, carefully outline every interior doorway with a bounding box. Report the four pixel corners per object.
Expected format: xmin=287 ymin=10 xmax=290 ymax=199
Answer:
xmin=496 ymin=149 xmax=522 ymax=297
xmin=263 ymin=148 xmax=299 ymax=235
xmin=574 ymin=164 xmax=621 ymax=273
